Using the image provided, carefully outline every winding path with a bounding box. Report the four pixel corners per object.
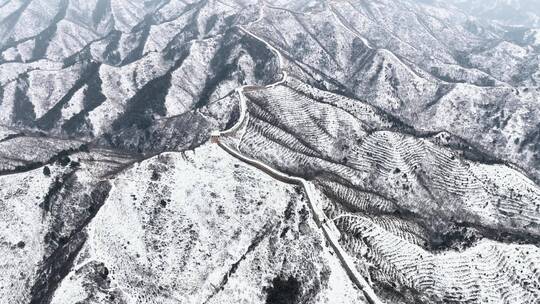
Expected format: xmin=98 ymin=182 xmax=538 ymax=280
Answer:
xmin=212 ymin=13 xmax=384 ymax=304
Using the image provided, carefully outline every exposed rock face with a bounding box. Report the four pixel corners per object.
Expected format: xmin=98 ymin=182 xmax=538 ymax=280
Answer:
xmin=0 ymin=0 xmax=539 ymax=303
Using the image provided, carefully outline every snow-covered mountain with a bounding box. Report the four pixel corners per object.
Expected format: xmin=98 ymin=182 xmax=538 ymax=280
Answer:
xmin=448 ymin=0 xmax=540 ymax=27
xmin=0 ymin=0 xmax=539 ymax=303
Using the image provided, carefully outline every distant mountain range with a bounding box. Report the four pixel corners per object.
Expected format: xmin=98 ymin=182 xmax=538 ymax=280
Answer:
xmin=448 ymin=0 xmax=540 ymax=27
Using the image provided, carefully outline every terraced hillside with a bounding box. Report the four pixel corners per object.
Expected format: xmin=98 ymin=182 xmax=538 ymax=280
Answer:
xmin=243 ymin=0 xmax=540 ymax=183
xmin=0 ymin=0 xmax=539 ymax=303
xmin=225 ymin=77 xmax=540 ymax=303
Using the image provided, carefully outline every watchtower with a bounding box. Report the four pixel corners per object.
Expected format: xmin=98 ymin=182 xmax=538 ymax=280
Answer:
xmin=210 ymin=131 xmax=220 ymax=143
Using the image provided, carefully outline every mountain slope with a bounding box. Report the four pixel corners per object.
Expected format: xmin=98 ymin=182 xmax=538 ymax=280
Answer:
xmin=0 ymin=0 xmax=539 ymax=303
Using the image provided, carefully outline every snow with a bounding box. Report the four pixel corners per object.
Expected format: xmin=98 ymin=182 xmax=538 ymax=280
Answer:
xmin=164 ymin=40 xmax=217 ymax=116
xmin=0 ymin=81 xmax=16 ymax=125
xmin=60 ymin=84 xmax=87 ymax=122
xmin=45 ymin=19 xmax=100 ymax=61
xmin=0 ymin=164 xmax=64 ymax=303
xmin=0 ymin=1 xmax=539 ymax=302
xmin=27 ymin=64 xmax=81 ymax=119
xmin=110 ymin=0 xmax=149 ymax=33
xmin=88 ymin=54 xmax=170 ymax=135
xmin=528 ymin=28 xmax=540 ymax=46
xmin=1 ymin=0 xmax=61 ymax=44
xmin=49 ymin=143 xmax=367 ymax=303
xmin=144 ymin=10 xmax=195 ymax=54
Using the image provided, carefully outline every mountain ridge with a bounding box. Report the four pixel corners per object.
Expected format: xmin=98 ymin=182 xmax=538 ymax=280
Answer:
xmin=0 ymin=1 xmax=539 ymax=303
